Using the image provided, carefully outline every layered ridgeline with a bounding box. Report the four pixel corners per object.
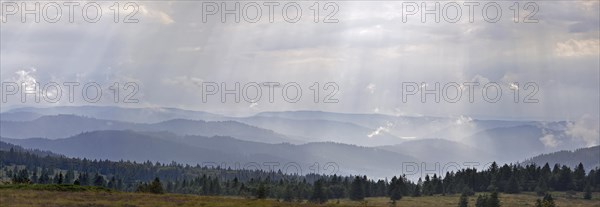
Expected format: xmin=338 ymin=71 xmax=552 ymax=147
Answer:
xmin=3 ymin=106 xmax=592 ymax=148
xmin=1 ymin=145 xmax=599 ymax=203
xmin=523 ymin=146 xmax=600 ymax=170
xmin=1 ymin=106 xmax=598 ymax=178
xmin=0 ymin=131 xmax=419 ymax=179
xmin=0 ymin=114 xmax=297 ymax=144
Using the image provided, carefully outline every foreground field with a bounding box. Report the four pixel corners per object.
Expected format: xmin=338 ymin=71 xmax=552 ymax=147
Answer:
xmin=1 ymin=189 xmax=599 ymax=207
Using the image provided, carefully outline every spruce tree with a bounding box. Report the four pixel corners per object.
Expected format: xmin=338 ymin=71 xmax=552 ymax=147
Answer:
xmin=310 ymin=179 xmax=327 ymax=204
xmin=93 ymin=173 xmax=105 ymax=187
xmin=388 ymin=176 xmax=402 ymax=202
xmin=64 ymin=169 xmax=75 ymax=184
xmin=150 ymin=177 xmax=164 ymax=194
xmin=458 ymin=192 xmax=468 ymax=207
xmin=30 ymin=170 xmax=38 ymax=184
xmin=541 ymin=193 xmax=556 ymax=207
xmin=487 ymin=190 xmax=500 ymax=207
xmin=255 ymin=183 xmax=267 ymax=199
xmin=573 ymin=163 xmax=586 ymax=191
xmin=535 ymin=178 xmax=549 ymax=196
xmin=412 ymin=182 xmax=422 ymax=197
xmin=583 ymin=184 xmax=592 ymax=200
xmin=12 ymin=169 xmax=30 ymax=184
xmin=283 ymin=185 xmax=294 ymax=202
xmin=505 ymin=175 xmax=520 ymax=194
xmin=57 ymin=173 xmax=64 ymax=184
xmin=350 ymin=176 xmax=365 ymax=201
xmin=475 ymin=194 xmax=488 ymax=207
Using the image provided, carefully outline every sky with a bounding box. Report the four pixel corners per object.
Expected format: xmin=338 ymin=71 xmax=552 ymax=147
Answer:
xmin=1 ymin=0 xmax=599 ymax=123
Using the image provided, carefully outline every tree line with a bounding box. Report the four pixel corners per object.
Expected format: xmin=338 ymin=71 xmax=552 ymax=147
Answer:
xmin=1 ymin=148 xmax=598 ymax=204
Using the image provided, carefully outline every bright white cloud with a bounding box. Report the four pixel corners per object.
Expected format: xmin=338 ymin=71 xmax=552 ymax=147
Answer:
xmin=367 ymin=121 xmax=393 ymax=138
xmin=540 ymin=133 xmax=560 ymax=148
xmin=555 ymin=39 xmax=600 ymax=57
xmin=566 ymin=115 xmax=600 ymax=147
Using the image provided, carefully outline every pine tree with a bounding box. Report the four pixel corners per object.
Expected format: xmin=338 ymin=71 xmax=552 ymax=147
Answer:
xmin=487 ymin=190 xmax=500 ymax=207
xmin=310 ymin=179 xmax=327 ymax=204
xmin=57 ymin=173 xmax=64 ymax=184
xmin=12 ymin=169 xmax=30 ymax=184
xmin=30 ymin=170 xmax=38 ymax=184
xmin=38 ymin=169 xmax=50 ymax=184
xmin=255 ymin=183 xmax=267 ymax=199
xmin=535 ymin=178 xmax=549 ymax=196
xmin=108 ymin=177 xmax=116 ymax=189
xmin=583 ymin=184 xmax=592 ymax=200
xmin=350 ymin=176 xmax=365 ymax=201
xmin=557 ymin=166 xmax=573 ymax=191
xmin=78 ymin=172 xmax=89 ymax=186
xmin=475 ymin=194 xmax=488 ymax=207
xmin=505 ymin=175 xmax=520 ymax=194
xmin=64 ymin=169 xmax=75 ymax=184
xmin=423 ymin=175 xmax=432 ymax=196
xmin=535 ymin=199 xmax=543 ymax=207
xmin=388 ymin=176 xmax=402 ymax=202
xmin=458 ymin=192 xmax=468 ymax=207
xmin=283 ymin=185 xmax=294 ymax=202
xmin=93 ymin=173 xmax=105 ymax=187
xmin=573 ymin=163 xmax=586 ymax=191
xmin=536 ymin=194 xmax=556 ymax=207
xmin=150 ymin=177 xmax=164 ymax=194
xmin=412 ymin=181 xmax=422 ymax=197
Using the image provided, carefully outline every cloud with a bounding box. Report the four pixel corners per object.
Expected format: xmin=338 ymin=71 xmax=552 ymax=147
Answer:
xmin=5 ymin=68 xmax=38 ymax=91
xmin=509 ymin=82 xmax=519 ymax=91
xmin=539 ymin=133 xmax=560 ymax=148
xmin=555 ymin=39 xmax=600 ymax=57
xmin=367 ymin=122 xmax=393 ymax=138
xmin=366 ymin=83 xmax=376 ymax=94
xmin=566 ymin=115 xmax=600 ymax=147
xmin=177 ymin=47 xmax=202 ymax=53
xmin=162 ymin=76 xmax=203 ymax=88
xmin=393 ymin=108 xmax=423 ymax=117
xmin=0 ymin=1 xmax=598 ymax=121
xmin=470 ymin=75 xmax=490 ymax=86
xmin=455 ymin=115 xmax=473 ymax=126
xmin=139 ymin=5 xmax=175 ymax=25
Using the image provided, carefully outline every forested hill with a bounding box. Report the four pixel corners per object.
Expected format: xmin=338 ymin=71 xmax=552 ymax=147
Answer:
xmin=523 ymin=146 xmax=600 ymax=170
xmin=2 ymin=146 xmax=599 ymax=202
xmin=0 ymin=141 xmax=61 ymax=158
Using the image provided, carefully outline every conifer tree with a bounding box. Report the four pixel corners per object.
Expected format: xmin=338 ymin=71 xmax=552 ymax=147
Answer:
xmin=458 ymin=192 xmax=468 ymax=207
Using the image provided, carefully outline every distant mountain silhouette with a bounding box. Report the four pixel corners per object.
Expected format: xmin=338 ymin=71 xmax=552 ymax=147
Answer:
xmin=2 ymin=130 xmax=419 ymax=178
xmin=522 ymin=145 xmax=600 ymax=170
xmin=5 ymin=106 xmax=224 ymax=123
xmin=379 ymin=138 xmax=494 ymax=163
xmin=0 ymin=114 xmax=298 ymax=144
xmin=0 ymin=140 xmax=62 ymax=157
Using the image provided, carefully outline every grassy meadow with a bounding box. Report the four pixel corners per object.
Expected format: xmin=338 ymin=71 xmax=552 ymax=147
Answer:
xmin=0 ymin=185 xmax=599 ymax=207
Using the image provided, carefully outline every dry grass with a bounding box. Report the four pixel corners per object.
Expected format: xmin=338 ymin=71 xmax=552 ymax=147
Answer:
xmin=1 ymin=189 xmax=599 ymax=207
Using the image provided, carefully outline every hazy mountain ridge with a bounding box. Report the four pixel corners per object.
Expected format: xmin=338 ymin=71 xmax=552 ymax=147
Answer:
xmin=233 ymin=116 xmax=407 ymax=146
xmin=379 ymin=138 xmax=495 ymax=163
xmin=2 ymin=130 xmax=420 ymax=178
xmin=0 ymin=111 xmax=44 ymax=122
xmin=1 ymin=105 xmax=593 ymax=178
xmin=254 ymin=111 xmax=537 ymax=142
xmin=5 ymin=106 xmax=225 ymax=123
xmin=0 ymin=140 xmax=62 ymax=157
xmin=0 ymin=114 xmax=297 ymax=144
xmin=464 ymin=125 xmax=587 ymax=162
xmin=522 ymin=145 xmax=600 ymax=170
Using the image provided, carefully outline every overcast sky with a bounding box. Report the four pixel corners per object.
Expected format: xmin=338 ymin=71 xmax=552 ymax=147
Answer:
xmin=1 ymin=1 xmax=598 ymax=122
